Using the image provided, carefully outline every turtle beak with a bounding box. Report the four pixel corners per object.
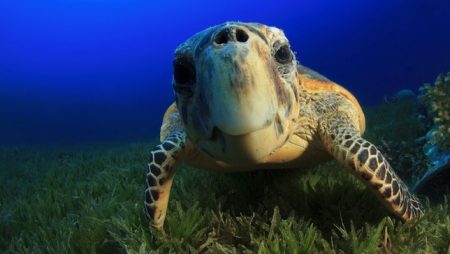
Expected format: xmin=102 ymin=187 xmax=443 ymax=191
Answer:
xmin=193 ymin=24 xmax=279 ymax=137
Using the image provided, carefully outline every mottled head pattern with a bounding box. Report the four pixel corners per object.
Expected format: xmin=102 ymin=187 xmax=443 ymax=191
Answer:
xmin=173 ymin=22 xmax=299 ymax=163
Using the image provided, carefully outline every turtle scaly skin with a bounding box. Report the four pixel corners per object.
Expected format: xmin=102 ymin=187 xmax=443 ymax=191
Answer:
xmin=145 ymin=130 xmax=185 ymax=229
xmin=319 ymin=114 xmax=423 ymax=220
xmin=144 ymin=22 xmax=424 ymax=229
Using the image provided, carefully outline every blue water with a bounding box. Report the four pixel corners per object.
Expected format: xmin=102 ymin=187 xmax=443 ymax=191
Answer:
xmin=1 ymin=0 xmax=449 ymax=145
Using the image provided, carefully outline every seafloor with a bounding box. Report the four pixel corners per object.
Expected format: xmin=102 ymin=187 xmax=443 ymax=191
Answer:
xmin=1 ymin=99 xmax=449 ymax=253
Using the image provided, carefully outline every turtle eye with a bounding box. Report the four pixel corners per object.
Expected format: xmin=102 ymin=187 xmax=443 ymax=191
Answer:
xmin=274 ymin=45 xmax=293 ymax=64
xmin=173 ymin=58 xmax=195 ymax=85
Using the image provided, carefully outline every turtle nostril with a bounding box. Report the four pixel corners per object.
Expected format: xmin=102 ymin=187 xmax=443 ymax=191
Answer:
xmin=214 ymin=29 xmax=229 ymax=44
xmin=235 ymin=29 xmax=248 ymax=42
xmin=214 ymin=27 xmax=249 ymax=45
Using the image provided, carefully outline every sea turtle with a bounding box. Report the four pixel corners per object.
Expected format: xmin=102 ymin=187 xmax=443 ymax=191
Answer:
xmin=145 ymin=22 xmax=424 ymax=229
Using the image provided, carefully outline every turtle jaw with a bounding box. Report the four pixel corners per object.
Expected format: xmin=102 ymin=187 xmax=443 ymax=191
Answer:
xmin=194 ymin=116 xmax=292 ymax=164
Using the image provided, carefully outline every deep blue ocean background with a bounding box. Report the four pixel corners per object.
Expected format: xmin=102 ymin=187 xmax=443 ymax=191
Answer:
xmin=1 ymin=0 xmax=449 ymax=145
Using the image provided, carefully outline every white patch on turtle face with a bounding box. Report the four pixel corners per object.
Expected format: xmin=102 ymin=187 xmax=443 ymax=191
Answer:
xmin=173 ymin=22 xmax=299 ymax=164
xmin=198 ymin=32 xmax=278 ymax=136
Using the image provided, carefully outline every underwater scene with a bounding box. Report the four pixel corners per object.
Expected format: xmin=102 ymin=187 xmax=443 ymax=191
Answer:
xmin=1 ymin=0 xmax=450 ymax=253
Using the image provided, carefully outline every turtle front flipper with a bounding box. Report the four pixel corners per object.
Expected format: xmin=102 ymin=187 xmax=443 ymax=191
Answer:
xmin=145 ymin=131 xmax=186 ymax=230
xmin=319 ymin=114 xmax=424 ymax=221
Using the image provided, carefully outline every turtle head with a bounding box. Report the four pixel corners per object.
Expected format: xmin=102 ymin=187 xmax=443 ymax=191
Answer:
xmin=173 ymin=22 xmax=299 ymax=164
